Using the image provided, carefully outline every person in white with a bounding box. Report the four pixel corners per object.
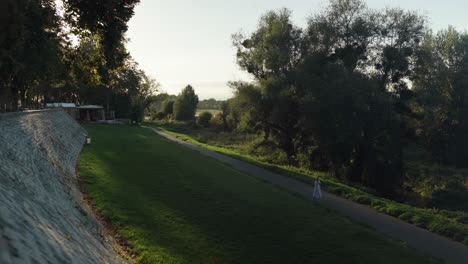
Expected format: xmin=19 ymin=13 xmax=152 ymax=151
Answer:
xmin=313 ymin=178 xmax=322 ymax=199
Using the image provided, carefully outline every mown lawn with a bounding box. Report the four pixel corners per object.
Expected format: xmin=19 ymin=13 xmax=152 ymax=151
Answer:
xmin=148 ymin=122 xmax=468 ymax=245
xmin=79 ymin=124 xmax=437 ymax=264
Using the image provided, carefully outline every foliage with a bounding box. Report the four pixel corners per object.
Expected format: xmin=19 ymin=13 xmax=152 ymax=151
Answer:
xmin=64 ymin=0 xmax=140 ymax=69
xmin=198 ymin=98 xmax=225 ymax=110
xmin=0 ymin=0 xmax=157 ymax=120
xmin=173 ymin=85 xmax=199 ymax=121
xmin=146 ymin=93 xmax=176 ymax=118
xmin=0 ymin=0 xmax=62 ymax=110
xmin=232 ymin=9 xmax=304 ymax=162
xmin=414 ymin=27 xmax=468 ymax=167
xmin=229 ymin=1 xmax=427 ymax=196
xmin=197 ymin=111 xmax=213 ymax=127
xmin=219 ymin=101 xmax=230 ymax=131
xmin=163 ymin=100 xmax=175 ymax=117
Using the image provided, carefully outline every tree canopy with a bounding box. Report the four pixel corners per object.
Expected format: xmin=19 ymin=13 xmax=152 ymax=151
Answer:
xmin=0 ymin=0 xmax=160 ymax=121
xmin=174 ymin=85 xmax=199 ymax=121
xmin=226 ymin=0 xmax=444 ymax=196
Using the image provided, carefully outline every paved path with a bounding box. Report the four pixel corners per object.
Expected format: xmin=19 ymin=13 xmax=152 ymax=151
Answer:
xmin=147 ymin=127 xmax=468 ymax=264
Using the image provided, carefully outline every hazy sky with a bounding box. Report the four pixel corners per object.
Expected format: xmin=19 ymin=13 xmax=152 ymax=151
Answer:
xmin=126 ymin=0 xmax=468 ymax=100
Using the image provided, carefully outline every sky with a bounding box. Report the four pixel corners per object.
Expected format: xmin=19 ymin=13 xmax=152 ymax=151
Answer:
xmin=126 ymin=0 xmax=468 ymax=100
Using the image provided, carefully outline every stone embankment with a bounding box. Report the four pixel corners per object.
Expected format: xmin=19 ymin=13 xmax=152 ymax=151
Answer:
xmin=0 ymin=110 xmax=127 ymax=264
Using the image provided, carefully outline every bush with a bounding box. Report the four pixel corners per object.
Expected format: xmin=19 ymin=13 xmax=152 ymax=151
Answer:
xmin=398 ymin=212 xmax=414 ymax=221
xmin=354 ymin=196 xmax=372 ymax=205
xmin=197 ymin=111 xmax=213 ymax=127
xmin=385 ymin=206 xmax=405 ymax=217
xmin=153 ymin=112 xmax=166 ymax=120
xmin=209 ymin=113 xmax=224 ymax=129
xmin=430 ymin=190 xmax=468 ymax=211
xmin=130 ymin=104 xmax=144 ymax=124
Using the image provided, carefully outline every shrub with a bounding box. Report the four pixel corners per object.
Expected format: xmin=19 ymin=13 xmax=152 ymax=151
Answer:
xmin=153 ymin=112 xmax=166 ymax=120
xmin=209 ymin=113 xmax=224 ymax=129
xmin=354 ymin=196 xmax=372 ymax=205
xmin=130 ymin=104 xmax=144 ymax=124
xmin=385 ymin=206 xmax=405 ymax=217
xmin=430 ymin=190 xmax=468 ymax=211
xmin=197 ymin=111 xmax=213 ymax=127
xmin=398 ymin=212 xmax=414 ymax=221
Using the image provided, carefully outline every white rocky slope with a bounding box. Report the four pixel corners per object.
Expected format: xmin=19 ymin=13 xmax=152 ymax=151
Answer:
xmin=0 ymin=110 xmax=127 ymax=264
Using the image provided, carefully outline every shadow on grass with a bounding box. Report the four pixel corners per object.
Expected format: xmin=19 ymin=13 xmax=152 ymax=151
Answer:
xmin=79 ymin=124 xmax=440 ymax=264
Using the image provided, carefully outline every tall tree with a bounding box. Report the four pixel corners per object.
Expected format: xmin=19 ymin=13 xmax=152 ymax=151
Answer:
xmin=307 ymin=0 xmax=379 ymax=72
xmin=233 ymin=9 xmax=305 ymax=162
xmin=64 ymin=0 xmax=141 ymax=110
xmin=174 ymin=85 xmax=199 ymax=121
xmin=0 ymin=0 xmax=62 ymax=110
xmin=64 ymin=0 xmax=140 ymax=68
xmin=414 ymin=27 xmax=468 ymax=167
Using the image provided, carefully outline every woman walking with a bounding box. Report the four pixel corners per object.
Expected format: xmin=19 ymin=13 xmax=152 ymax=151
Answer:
xmin=313 ymin=178 xmax=322 ymax=199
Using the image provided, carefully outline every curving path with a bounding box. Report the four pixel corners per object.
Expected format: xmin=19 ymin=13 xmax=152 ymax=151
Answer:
xmin=147 ymin=127 xmax=468 ymax=264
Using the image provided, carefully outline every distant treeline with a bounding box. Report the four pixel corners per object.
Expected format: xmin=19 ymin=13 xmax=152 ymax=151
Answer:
xmin=198 ymin=99 xmax=225 ymax=110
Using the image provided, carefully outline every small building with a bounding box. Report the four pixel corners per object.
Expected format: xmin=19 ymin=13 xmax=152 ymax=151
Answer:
xmin=77 ymin=105 xmax=106 ymax=122
xmin=46 ymin=103 xmax=78 ymax=119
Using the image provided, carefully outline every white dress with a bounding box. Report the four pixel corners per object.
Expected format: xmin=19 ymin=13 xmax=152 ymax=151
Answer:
xmin=313 ymin=179 xmax=322 ymax=199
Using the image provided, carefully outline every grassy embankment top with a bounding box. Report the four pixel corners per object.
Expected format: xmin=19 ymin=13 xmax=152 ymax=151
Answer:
xmin=79 ymin=124 xmax=437 ymax=264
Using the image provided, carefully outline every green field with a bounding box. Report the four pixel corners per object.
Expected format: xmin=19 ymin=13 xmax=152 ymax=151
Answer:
xmin=196 ymin=109 xmax=222 ymax=117
xmin=79 ymin=124 xmax=437 ymax=264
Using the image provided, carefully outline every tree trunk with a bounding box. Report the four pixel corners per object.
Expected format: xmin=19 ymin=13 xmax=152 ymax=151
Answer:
xmin=281 ymin=134 xmax=297 ymax=165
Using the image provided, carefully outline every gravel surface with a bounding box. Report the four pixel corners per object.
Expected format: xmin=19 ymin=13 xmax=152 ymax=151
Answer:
xmin=0 ymin=110 xmax=129 ymax=264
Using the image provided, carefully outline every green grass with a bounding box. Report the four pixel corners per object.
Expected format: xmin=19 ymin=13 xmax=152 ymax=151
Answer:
xmin=146 ymin=122 xmax=468 ymax=246
xmin=79 ymin=124 xmax=438 ymax=264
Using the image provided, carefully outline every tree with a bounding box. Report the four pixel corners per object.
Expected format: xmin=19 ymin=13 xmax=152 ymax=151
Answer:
xmin=229 ymin=1 xmax=416 ymax=196
xmin=307 ymin=0 xmax=379 ymax=72
xmin=306 ymin=0 xmax=426 ymax=93
xmin=414 ymin=27 xmax=468 ymax=167
xmin=233 ymin=9 xmax=305 ymax=162
xmin=374 ymin=8 xmax=426 ymax=95
xmin=64 ymin=0 xmax=141 ymax=111
xmin=127 ymin=68 xmax=160 ymax=124
xmin=298 ymin=60 xmax=402 ymax=195
xmin=220 ymin=101 xmax=229 ymax=131
xmin=197 ymin=111 xmax=213 ymax=127
xmin=64 ymin=0 xmax=140 ymax=68
xmin=173 ymin=85 xmax=199 ymax=121
xmin=198 ymin=99 xmax=224 ymax=109
xmin=63 ymin=33 xmax=105 ymax=105
xmin=298 ymin=0 xmax=425 ymax=195
xmin=0 ymin=0 xmax=62 ymax=110
xmin=0 ymin=0 xmax=141 ymax=111
xmin=163 ymin=100 xmax=175 ymax=117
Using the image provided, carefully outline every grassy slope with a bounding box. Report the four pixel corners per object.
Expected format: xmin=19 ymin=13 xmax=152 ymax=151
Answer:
xmin=79 ymin=124 xmax=437 ymax=264
xmin=147 ymin=123 xmax=468 ymax=246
